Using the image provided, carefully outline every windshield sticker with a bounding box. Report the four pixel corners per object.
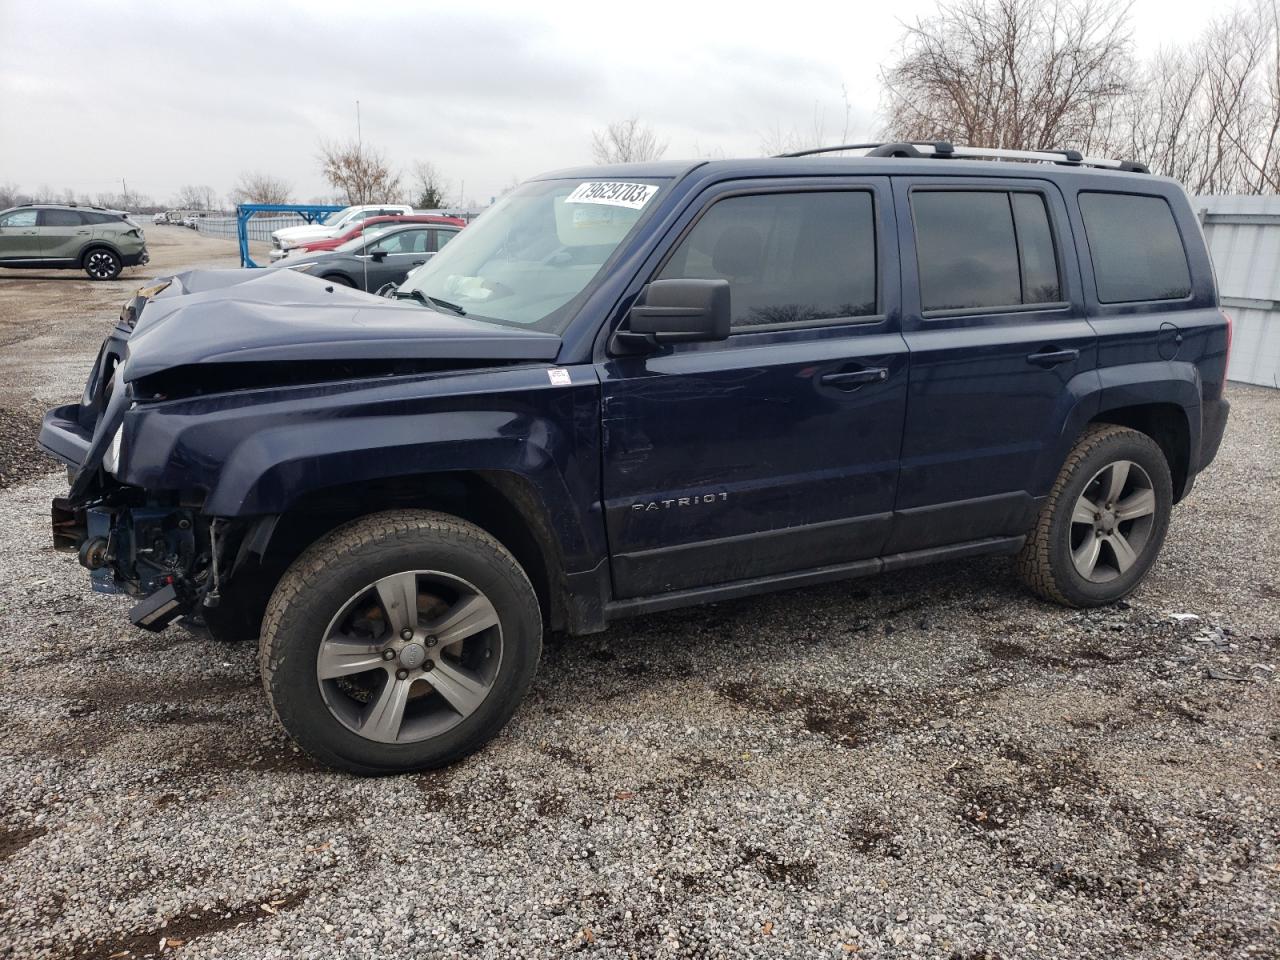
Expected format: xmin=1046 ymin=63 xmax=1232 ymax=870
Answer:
xmin=547 ymin=368 xmax=572 ymax=386
xmin=565 ymin=181 xmax=658 ymax=209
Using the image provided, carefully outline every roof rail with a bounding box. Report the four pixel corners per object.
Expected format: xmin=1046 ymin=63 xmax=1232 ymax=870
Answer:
xmin=775 ymin=140 xmax=1149 ymax=173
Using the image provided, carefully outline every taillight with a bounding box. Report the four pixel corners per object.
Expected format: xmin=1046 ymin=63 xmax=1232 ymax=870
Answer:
xmin=1223 ymin=310 xmax=1234 ymax=369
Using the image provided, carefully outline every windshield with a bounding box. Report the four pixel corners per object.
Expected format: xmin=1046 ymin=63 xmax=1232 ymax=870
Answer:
xmin=321 ymin=207 xmax=358 ymax=228
xmin=401 ymin=178 xmax=663 ymax=332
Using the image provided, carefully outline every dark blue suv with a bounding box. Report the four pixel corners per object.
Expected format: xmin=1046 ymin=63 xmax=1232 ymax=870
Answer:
xmin=39 ymin=143 xmax=1231 ymax=774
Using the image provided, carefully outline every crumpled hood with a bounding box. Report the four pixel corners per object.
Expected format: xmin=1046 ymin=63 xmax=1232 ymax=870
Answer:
xmin=121 ymin=268 xmax=561 ymax=382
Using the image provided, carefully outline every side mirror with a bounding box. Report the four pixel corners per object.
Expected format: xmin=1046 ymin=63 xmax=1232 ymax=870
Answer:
xmin=612 ymin=279 xmax=731 ymax=354
xmin=370 ymin=249 xmax=388 ymax=262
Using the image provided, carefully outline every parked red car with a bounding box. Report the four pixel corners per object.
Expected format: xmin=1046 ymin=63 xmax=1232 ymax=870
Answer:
xmin=289 ymin=214 xmax=467 ymax=255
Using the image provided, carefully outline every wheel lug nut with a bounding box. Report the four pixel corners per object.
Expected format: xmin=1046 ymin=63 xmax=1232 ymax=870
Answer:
xmin=381 ymin=649 xmax=396 ymax=661
xmin=425 ymin=635 xmax=437 ymax=647
xmin=400 ymin=628 xmax=414 ymax=641
xmin=422 ymin=660 xmax=435 ymax=672
xmin=396 ymin=668 xmax=409 ymax=680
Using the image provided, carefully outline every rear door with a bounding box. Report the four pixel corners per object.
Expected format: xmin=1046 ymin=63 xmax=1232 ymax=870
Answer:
xmin=0 ymin=208 xmax=40 ymax=260
xmin=599 ymin=178 xmax=909 ymax=598
xmin=39 ymin=208 xmax=89 ymax=262
xmin=888 ymin=176 xmax=1096 ymax=553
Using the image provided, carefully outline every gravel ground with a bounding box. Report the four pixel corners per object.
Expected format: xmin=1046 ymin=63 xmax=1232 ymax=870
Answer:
xmin=0 ymin=238 xmax=1276 ymax=959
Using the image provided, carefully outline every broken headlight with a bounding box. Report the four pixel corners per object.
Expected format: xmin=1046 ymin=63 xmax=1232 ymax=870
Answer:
xmin=103 ymin=424 xmax=124 ymax=475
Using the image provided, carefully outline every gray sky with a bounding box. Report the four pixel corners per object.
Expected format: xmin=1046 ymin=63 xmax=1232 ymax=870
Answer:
xmin=0 ymin=0 xmax=1221 ymax=207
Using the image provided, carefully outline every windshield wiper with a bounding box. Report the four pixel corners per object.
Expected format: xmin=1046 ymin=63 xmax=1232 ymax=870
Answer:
xmin=424 ymin=294 xmax=467 ymax=316
xmin=396 ymin=289 xmax=467 ymax=316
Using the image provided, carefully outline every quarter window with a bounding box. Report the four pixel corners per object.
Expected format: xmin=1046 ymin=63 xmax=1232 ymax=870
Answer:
xmin=912 ymin=190 xmax=1061 ymax=312
xmin=657 ymin=191 xmax=878 ymax=329
xmin=1079 ymin=192 xmax=1191 ymax=302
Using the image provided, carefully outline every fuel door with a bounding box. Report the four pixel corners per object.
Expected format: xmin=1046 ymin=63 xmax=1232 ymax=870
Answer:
xmin=1157 ymin=321 xmax=1183 ymax=361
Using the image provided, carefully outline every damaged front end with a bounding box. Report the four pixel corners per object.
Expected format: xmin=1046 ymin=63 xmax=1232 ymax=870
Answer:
xmin=51 ymin=494 xmax=215 ymax=631
xmin=39 ymin=277 xmax=235 ymax=632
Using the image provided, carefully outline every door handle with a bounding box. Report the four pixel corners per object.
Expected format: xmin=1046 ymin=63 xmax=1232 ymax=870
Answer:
xmin=820 ymin=367 xmax=889 ymax=389
xmin=411 ymin=259 xmax=426 ymax=266
xmin=1027 ymin=347 xmax=1079 ymax=367
xmin=76 ymin=230 xmax=90 ymax=235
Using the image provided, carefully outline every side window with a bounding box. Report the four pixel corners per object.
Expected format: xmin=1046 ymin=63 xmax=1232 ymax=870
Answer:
xmin=433 ymin=229 xmax=458 ymax=251
xmin=1078 ymin=192 xmax=1191 ymax=303
xmin=0 ymin=210 xmax=38 ymax=228
xmin=912 ymin=190 xmax=1061 ymax=312
xmin=657 ymin=191 xmax=878 ymax=329
xmin=1011 ymin=194 xmax=1061 ymax=304
xmin=41 ymin=209 xmax=84 ymax=227
xmin=370 ymin=229 xmax=428 ymax=254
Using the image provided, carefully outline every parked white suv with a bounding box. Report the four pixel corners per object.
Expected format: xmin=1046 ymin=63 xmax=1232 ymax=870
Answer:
xmin=270 ymin=204 xmax=413 ymax=259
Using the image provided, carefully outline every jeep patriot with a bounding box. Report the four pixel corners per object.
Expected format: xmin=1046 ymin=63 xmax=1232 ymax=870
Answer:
xmin=39 ymin=142 xmax=1231 ymax=774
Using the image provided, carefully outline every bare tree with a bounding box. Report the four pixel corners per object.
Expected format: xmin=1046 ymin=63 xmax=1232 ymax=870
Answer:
xmin=1105 ymin=1 xmax=1280 ymax=193
xmin=0 ymin=182 xmax=22 ymax=208
xmin=318 ymin=139 xmax=401 ymax=204
xmin=591 ymin=117 xmax=668 ymax=164
xmin=174 ymin=184 xmax=219 ymax=211
xmin=880 ymin=0 xmax=1135 ymax=152
xmin=758 ymin=87 xmax=855 ymax=156
xmin=409 ymin=161 xmax=447 ymax=209
xmin=229 ymin=171 xmax=293 ymax=206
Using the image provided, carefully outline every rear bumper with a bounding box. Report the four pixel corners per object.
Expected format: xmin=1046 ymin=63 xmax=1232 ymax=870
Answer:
xmin=122 ymin=248 xmax=149 ymax=267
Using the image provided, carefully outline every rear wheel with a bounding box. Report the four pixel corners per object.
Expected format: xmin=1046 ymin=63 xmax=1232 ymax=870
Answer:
xmin=259 ymin=510 xmax=542 ymax=774
xmin=1017 ymin=424 xmax=1173 ymax=607
xmin=83 ymin=248 xmax=122 ymax=280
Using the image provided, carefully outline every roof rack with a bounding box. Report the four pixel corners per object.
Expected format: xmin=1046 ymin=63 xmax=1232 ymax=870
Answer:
xmin=775 ymin=140 xmax=1149 ymax=174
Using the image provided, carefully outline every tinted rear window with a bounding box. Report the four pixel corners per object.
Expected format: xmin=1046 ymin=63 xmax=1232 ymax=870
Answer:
xmin=41 ymin=209 xmax=84 ymax=226
xmin=1079 ymin=192 xmax=1191 ymax=302
xmin=1011 ymin=193 xmax=1061 ymax=304
xmin=913 ymin=191 xmax=1019 ymax=311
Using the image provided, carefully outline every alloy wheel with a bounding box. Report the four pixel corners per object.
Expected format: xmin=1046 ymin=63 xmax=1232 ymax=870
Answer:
xmin=315 ymin=570 xmax=503 ymax=744
xmin=1068 ymin=459 xmax=1157 ymax=583
xmin=86 ymin=251 xmax=118 ymax=279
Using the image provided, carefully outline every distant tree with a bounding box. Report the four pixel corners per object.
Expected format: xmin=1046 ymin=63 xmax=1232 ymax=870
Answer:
xmin=758 ymin=87 xmax=854 ymax=156
xmin=879 ymin=0 xmax=1134 ymax=152
xmin=410 ymin=161 xmax=447 ymax=209
xmin=318 ymin=139 xmax=401 ymax=204
xmin=174 ymin=184 xmax=219 ymax=211
xmin=229 ymin=171 xmax=293 ymax=206
xmin=0 ymin=182 xmax=21 ymax=208
xmin=591 ymin=117 xmax=668 ymax=164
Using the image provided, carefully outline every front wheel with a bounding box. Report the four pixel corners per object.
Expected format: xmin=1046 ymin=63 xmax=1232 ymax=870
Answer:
xmin=259 ymin=511 xmax=542 ymax=775
xmin=1017 ymin=424 xmax=1173 ymax=607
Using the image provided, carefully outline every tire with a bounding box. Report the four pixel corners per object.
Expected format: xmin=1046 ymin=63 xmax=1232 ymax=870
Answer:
xmin=321 ymin=273 xmax=354 ymax=287
xmin=1017 ymin=424 xmax=1173 ymax=607
xmin=83 ymin=248 xmax=122 ymax=280
xmin=259 ymin=510 xmax=542 ymax=775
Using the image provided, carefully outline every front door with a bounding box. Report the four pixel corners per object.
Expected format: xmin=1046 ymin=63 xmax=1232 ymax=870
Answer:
xmin=599 ymin=179 xmax=908 ymax=599
xmin=886 ymin=177 xmax=1097 ymax=553
xmin=360 ymin=228 xmax=432 ymax=291
xmin=0 ymin=208 xmax=40 ymax=261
